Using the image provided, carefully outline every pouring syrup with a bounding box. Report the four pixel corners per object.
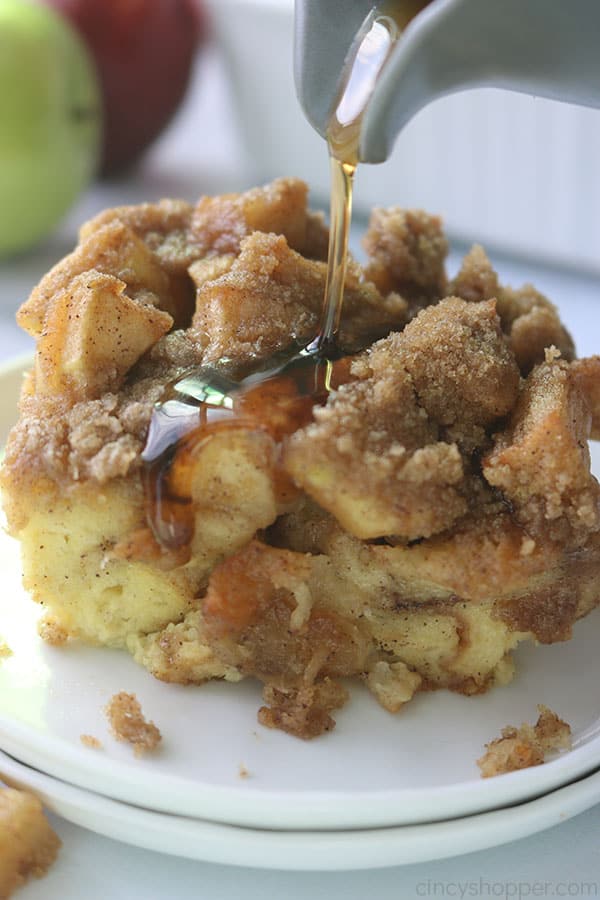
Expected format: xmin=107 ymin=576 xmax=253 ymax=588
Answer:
xmin=142 ymin=4 xmax=424 ymax=550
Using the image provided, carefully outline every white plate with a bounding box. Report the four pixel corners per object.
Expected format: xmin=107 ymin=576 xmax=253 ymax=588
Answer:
xmin=1 ymin=355 xmax=600 ymax=831
xmin=2 ymin=748 xmax=600 ymax=871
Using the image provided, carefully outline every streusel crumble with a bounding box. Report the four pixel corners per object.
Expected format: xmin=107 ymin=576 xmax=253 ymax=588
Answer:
xmin=0 ymin=787 xmax=60 ymax=897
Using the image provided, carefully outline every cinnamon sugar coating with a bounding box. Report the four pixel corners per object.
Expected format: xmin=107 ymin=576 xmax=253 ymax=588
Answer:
xmin=571 ymin=356 xmax=600 ymax=439
xmin=80 ymin=197 xmax=195 ymax=274
xmin=450 ymin=244 xmax=575 ymax=372
xmin=259 ymin=679 xmax=348 ymax=740
xmin=105 ymin=692 xmax=161 ymax=756
xmin=484 ymin=355 xmax=600 ymax=543
xmin=192 ymin=231 xmax=407 ymax=364
xmin=3 ymin=178 xmax=600 ymax=740
xmin=284 ymin=297 xmax=521 ymax=541
xmin=362 ymin=207 xmax=448 ymax=316
xmin=0 ymin=788 xmax=60 ymax=897
xmin=189 ymin=177 xmax=329 ymax=260
xmin=19 ymin=219 xmax=192 ymax=337
xmin=283 ymin=349 xmax=468 ymax=542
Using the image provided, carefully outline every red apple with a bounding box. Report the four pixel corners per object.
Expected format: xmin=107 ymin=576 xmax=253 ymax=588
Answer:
xmin=45 ymin=0 xmax=204 ymax=175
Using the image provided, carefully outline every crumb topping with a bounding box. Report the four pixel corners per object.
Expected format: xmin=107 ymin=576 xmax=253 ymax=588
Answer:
xmin=477 ymin=704 xmax=571 ymax=778
xmin=105 ymin=692 xmax=161 ymax=756
xmin=37 ymin=616 xmax=69 ymax=646
xmin=0 ymin=787 xmax=60 ymax=896
xmin=284 ymin=297 xmax=520 ymax=542
xmin=450 ymin=245 xmax=575 ymax=372
xmin=4 ymin=177 xmax=592 ymax=518
xmin=192 ymin=230 xmax=407 ymax=364
xmin=362 ymin=207 xmax=448 ymax=315
xmin=484 ymin=357 xmax=600 ymax=543
xmin=258 ymin=678 xmax=348 ymax=740
xmin=478 ymin=705 xmax=572 ymax=777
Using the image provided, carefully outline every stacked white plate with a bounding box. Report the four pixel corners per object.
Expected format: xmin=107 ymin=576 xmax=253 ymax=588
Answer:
xmin=1 ymin=356 xmax=600 ymax=871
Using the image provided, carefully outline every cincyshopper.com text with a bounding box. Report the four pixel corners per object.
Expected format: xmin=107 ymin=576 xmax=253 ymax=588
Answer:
xmin=415 ymin=880 xmax=598 ymax=899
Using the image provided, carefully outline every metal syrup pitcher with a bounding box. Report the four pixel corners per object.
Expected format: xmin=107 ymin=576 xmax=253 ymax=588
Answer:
xmin=295 ymin=0 xmax=600 ymax=163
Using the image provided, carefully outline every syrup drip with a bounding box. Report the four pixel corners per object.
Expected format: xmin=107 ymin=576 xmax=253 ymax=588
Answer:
xmin=142 ymin=349 xmax=351 ymax=549
xmin=143 ymin=3 xmax=426 ymax=549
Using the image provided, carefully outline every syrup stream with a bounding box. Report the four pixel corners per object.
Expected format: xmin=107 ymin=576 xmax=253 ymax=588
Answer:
xmin=142 ymin=4 xmax=424 ymax=549
xmin=316 ymin=10 xmax=400 ymax=350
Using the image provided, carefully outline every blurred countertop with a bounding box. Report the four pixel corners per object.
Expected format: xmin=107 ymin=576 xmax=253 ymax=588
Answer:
xmin=1 ymin=44 xmax=600 ymax=900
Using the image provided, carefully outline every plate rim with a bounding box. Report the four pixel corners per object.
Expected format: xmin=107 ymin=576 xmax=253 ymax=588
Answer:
xmin=1 ymin=707 xmax=600 ymax=830
xmin=2 ymin=748 xmax=600 ymax=871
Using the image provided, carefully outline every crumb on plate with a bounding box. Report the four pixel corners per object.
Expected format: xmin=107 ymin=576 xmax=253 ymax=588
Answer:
xmin=80 ymin=734 xmax=102 ymax=750
xmin=477 ymin=705 xmax=572 ymax=778
xmin=105 ymin=692 xmax=161 ymax=757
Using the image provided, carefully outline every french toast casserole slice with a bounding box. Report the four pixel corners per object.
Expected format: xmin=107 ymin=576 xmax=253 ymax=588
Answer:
xmin=3 ymin=178 xmax=600 ymax=738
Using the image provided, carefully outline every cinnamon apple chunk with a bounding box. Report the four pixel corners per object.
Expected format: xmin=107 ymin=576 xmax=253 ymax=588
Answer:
xmin=34 ymin=271 xmax=172 ymax=400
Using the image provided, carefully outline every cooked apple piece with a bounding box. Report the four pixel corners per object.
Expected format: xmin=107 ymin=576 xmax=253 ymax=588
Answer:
xmin=484 ymin=354 xmax=600 ymax=542
xmin=186 ymin=428 xmax=283 ymax=558
xmin=506 ymin=301 xmax=575 ymax=374
xmin=79 ymin=197 xmax=194 ymax=271
xmin=19 ymin=221 xmax=190 ymax=336
xmin=192 ymin=231 xmax=407 ymax=364
xmin=284 ymin=359 xmax=467 ymax=541
xmin=34 ymin=271 xmax=172 ymax=400
xmin=188 ymin=254 xmax=235 ymax=290
xmin=146 ymin=420 xmax=284 ymax=560
xmin=570 ymin=355 xmax=600 ymax=439
xmin=189 ymin=177 xmax=326 ymax=259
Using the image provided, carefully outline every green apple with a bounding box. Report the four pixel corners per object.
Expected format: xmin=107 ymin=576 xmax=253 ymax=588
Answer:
xmin=0 ymin=0 xmax=101 ymax=257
